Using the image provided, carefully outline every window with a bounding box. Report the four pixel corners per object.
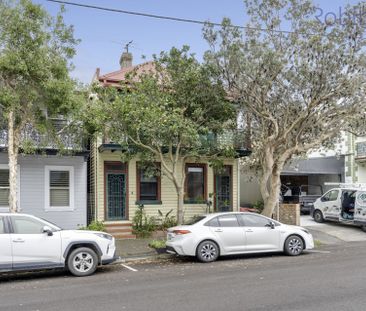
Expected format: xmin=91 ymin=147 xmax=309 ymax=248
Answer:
xmin=322 ymin=190 xmax=339 ymax=202
xmin=12 ymin=216 xmax=45 ymax=234
xmin=185 ymin=164 xmax=206 ymax=203
xmin=0 ymin=169 xmax=9 ymax=207
xmin=217 ymin=215 xmax=239 ymax=227
xmin=45 ymin=166 xmax=74 ymax=211
xmin=0 ymin=216 xmax=5 ymax=234
xmin=238 ymin=214 xmax=273 ymax=227
xmin=205 ymin=217 xmax=220 ymax=227
xmin=137 ymin=163 xmax=161 ymax=203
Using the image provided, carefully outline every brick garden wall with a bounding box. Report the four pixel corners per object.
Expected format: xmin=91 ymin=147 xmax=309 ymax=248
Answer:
xmin=272 ymin=204 xmax=300 ymax=226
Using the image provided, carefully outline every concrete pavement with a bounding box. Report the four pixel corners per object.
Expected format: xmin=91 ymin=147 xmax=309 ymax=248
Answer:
xmin=300 ymin=215 xmax=366 ymax=243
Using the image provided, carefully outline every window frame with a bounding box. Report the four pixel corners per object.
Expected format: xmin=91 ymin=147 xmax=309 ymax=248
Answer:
xmin=44 ymin=165 xmax=74 ymax=212
xmin=184 ymin=163 xmax=207 ymax=204
xmin=136 ymin=162 xmax=161 ymax=204
xmin=0 ymin=164 xmax=20 ymax=212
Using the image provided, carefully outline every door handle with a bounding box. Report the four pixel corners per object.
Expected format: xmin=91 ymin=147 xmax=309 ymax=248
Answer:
xmin=13 ymin=239 xmax=25 ymax=243
xmin=245 ymin=229 xmax=253 ymax=233
xmin=214 ymin=229 xmax=223 ymax=232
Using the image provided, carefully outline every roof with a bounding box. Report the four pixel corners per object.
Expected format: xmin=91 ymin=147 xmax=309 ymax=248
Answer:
xmin=95 ymin=61 xmax=156 ymax=87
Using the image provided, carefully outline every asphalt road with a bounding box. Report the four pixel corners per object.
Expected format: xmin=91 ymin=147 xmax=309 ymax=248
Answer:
xmin=1 ymin=242 xmax=366 ymax=311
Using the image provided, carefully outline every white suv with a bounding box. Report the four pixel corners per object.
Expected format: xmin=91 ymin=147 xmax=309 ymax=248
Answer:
xmin=0 ymin=213 xmax=117 ymax=277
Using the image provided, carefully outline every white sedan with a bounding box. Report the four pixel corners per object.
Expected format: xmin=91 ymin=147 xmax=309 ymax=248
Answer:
xmin=166 ymin=212 xmax=314 ymax=262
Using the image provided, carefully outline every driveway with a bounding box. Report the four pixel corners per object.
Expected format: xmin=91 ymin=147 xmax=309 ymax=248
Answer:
xmin=300 ymin=215 xmax=366 ymax=243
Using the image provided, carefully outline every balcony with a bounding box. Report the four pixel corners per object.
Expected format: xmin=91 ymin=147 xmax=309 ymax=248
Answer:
xmin=355 ymin=141 xmax=366 ymax=161
xmin=0 ymin=124 xmax=87 ymax=153
xmin=98 ymin=130 xmax=251 ymax=158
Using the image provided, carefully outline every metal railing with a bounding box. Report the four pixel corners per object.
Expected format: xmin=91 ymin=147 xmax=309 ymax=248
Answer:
xmin=0 ymin=124 xmax=86 ymax=151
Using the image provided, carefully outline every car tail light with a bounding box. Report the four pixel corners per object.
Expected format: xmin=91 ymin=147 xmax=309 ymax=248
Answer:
xmin=173 ymin=230 xmax=191 ymax=235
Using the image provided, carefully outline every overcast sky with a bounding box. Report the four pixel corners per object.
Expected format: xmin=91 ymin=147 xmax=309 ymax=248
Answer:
xmin=35 ymin=0 xmax=359 ymax=84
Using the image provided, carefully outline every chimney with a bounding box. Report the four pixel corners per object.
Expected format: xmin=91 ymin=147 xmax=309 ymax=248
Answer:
xmin=120 ymin=52 xmax=133 ymax=69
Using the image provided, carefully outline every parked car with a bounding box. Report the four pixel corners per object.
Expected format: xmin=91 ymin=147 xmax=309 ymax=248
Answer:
xmin=0 ymin=213 xmax=117 ymax=276
xmin=166 ymin=212 xmax=314 ymax=262
xmin=282 ymin=184 xmax=323 ymax=214
xmin=311 ymin=187 xmax=366 ymax=232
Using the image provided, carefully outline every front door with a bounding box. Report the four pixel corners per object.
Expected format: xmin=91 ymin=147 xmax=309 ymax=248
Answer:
xmin=321 ymin=189 xmax=341 ymax=220
xmin=106 ymin=173 xmax=126 ymax=220
xmin=215 ymin=166 xmax=232 ymax=212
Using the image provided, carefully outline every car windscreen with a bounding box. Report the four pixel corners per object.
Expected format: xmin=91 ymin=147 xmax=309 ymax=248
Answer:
xmin=40 ymin=217 xmax=62 ymax=231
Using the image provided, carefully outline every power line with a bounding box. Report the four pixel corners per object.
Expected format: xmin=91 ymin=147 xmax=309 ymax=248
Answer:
xmin=46 ymin=0 xmax=299 ymax=35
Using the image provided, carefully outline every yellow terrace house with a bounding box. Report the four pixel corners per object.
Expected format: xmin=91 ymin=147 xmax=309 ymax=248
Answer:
xmin=88 ymin=51 xmax=250 ymax=238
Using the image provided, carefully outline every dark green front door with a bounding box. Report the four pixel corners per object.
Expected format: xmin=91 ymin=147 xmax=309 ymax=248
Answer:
xmin=215 ymin=166 xmax=232 ymax=212
xmin=106 ymin=173 xmax=126 ymax=220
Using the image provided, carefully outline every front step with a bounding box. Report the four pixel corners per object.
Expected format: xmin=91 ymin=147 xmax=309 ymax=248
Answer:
xmin=105 ymin=222 xmax=136 ymax=239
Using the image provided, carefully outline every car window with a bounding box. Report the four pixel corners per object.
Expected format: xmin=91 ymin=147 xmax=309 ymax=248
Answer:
xmin=11 ymin=216 xmax=45 ymax=234
xmin=238 ymin=214 xmax=272 ymax=227
xmin=217 ymin=215 xmax=239 ymax=227
xmin=205 ymin=217 xmax=220 ymax=227
xmin=322 ymin=190 xmax=339 ymax=202
xmin=0 ymin=216 xmax=5 ymax=234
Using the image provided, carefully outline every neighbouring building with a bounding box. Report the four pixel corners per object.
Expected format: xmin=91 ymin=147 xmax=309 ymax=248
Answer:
xmin=89 ymin=51 xmax=249 ymax=238
xmin=0 ymin=121 xmax=89 ymax=229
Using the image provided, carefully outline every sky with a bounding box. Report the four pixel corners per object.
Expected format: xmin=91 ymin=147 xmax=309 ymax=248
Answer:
xmin=34 ymin=0 xmax=360 ymax=84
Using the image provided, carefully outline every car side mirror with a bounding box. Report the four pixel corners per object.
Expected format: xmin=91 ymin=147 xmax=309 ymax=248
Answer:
xmin=42 ymin=226 xmax=53 ymax=236
xmin=266 ymin=221 xmax=275 ymax=229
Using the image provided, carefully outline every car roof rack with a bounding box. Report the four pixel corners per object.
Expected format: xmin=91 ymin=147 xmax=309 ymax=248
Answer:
xmin=324 ymin=182 xmax=366 ymax=189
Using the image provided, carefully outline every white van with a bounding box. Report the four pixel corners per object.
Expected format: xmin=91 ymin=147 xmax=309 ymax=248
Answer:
xmin=311 ymin=186 xmax=366 ymax=232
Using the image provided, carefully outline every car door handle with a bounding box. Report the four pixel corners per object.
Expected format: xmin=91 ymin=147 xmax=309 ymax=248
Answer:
xmin=214 ymin=229 xmax=223 ymax=232
xmin=245 ymin=229 xmax=253 ymax=233
xmin=13 ymin=239 xmax=25 ymax=243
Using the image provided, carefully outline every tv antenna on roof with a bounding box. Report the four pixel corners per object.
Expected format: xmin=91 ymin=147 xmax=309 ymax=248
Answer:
xmin=125 ymin=40 xmax=133 ymax=53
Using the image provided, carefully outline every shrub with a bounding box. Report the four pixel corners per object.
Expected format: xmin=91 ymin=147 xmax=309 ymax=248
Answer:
xmin=253 ymin=200 xmax=264 ymax=213
xmin=79 ymin=221 xmax=106 ymax=232
xmin=148 ymin=239 xmax=166 ymax=249
xmin=132 ymin=204 xmax=157 ymax=238
xmin=157 ymin=209 xmax=177 ymax=231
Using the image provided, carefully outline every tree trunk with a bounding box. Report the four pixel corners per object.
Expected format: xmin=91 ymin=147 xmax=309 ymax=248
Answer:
xmin=8 ymin=110 xmax=20 ymax=213
xmin=261 ymin=169 xmax=281 ymax=217
xmin=177 ymin=188 xmax=184 ymax=225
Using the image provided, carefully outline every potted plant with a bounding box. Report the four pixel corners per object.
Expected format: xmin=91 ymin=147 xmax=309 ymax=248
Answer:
xmin=148 ymin=239 xmax=167 ymax=254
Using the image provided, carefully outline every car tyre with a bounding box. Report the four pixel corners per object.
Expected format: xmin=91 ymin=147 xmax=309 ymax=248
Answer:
xmin=67 ymin=247 xmax=98 ymax=277
xmin=361 ymin=225 xmax=366 ymax=232
xmin=196 ymin=240 xmax=219 ymax=263
xmin=313 ymin=210 xmax=324 ymax=223
xmin=284 ymin=235 xmax=304 ymax=256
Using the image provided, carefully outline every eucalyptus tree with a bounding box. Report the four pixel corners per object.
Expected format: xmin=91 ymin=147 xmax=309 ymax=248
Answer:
xmin=204 ymin=0 xmax=366 ymax=216
xmin=88 ymin=47 xmax=236 ymax=224
xmin=0 ymin=0 xmax=79 ymax=212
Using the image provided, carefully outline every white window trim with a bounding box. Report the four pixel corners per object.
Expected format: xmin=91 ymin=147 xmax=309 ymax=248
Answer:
xmin=0 ymin=164 xmax=20 ymax=212
xmin=45 ymin=165 xmax=74 ymax=212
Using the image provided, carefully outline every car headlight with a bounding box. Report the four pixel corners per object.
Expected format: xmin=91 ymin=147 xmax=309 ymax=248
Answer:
xmin=94 ymin=232 xmax=113 ymax=240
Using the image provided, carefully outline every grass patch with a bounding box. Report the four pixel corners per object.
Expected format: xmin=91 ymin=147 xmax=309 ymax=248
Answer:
xmin=314 ymin=239 xmax=323 ymax=248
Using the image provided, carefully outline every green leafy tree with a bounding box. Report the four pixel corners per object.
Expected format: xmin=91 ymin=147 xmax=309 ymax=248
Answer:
xmin=0 ymin=0 xmax=80 ymax=212
xmin=87 ymin=47 xmax=236 ymax=224
xmin=204 ymin=0 xmax=366 ymax=216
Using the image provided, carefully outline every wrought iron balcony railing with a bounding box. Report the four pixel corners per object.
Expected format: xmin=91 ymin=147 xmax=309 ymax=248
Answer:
xmin=0 ymin=124 xmax=87 ymax=152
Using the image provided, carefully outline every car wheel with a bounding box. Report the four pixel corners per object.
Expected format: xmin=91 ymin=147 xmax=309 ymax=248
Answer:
xmin=67 ymin=247 xmax=98 ymax=277
xmin=361 ymin=225 xmax=366 ymax=233
xmin=313 ymin=210 xmax=324 ymax=223
xmin=196 ymin=240 xmax=219 ymax=263
xmin=284 ymin=235 xmax=304 ymax=256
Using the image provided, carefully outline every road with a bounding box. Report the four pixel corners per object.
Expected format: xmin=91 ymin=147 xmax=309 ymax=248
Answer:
xmin=1 ymin=242 xmax=366 ymax=311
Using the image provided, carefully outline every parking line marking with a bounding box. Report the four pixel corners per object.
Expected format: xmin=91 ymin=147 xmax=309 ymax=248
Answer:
xmin=121 ymin=264 xmax=138 ymax=272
